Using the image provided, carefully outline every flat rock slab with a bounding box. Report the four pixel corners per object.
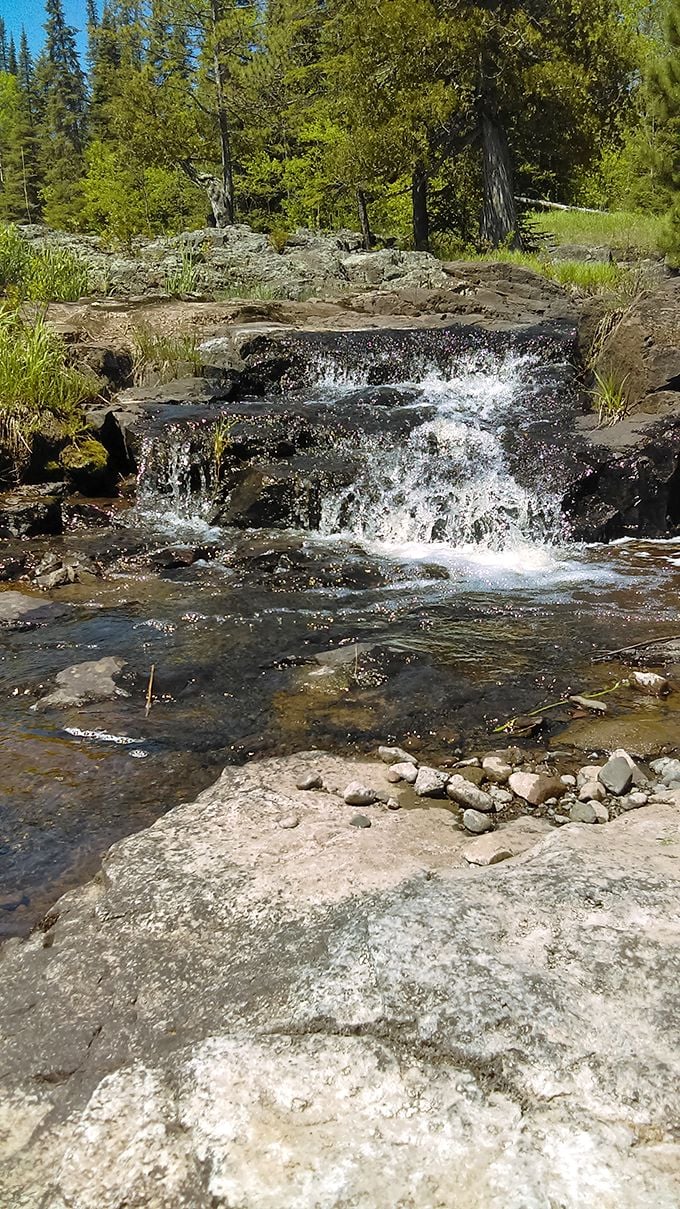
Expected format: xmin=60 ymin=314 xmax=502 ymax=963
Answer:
xmin=33 ymin=656 xmax=129 ymax=709
xmin=0 ymin=590 xmax=67 ymax=630
xmin=1 ymin=752 xmax=679 ymax=1207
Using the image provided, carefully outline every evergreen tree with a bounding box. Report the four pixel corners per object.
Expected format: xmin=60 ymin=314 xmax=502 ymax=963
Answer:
xmin=7 ymin=36 xmax=17 ymax=76
xmin=0 ymin=70 xmax=41 ymax=221
xmin=648 ymin=0 xmax=680 ymax=262
xmin=0 ymin=19 xmax=8 ymax=74
xmin=37 ymin=0 xmax=88 ymax=228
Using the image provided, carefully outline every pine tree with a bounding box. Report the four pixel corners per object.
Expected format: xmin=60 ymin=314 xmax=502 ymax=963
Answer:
xmin=648 ymin=0 xmax=680 ymax=262
xmin=0 ymin=70 xmax=41 ymax=222
xmin=0 ymin=19 xmax=8 ymax=74
xmin=7 ymin=36 xmax=17 ymax=76
xmin=18 ymin=30 xmax=36 ymax=124
xmin=37 ymin=0 xmax=89 ymax=228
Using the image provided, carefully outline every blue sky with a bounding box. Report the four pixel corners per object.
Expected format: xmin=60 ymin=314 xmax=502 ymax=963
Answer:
xmin=0 ymin=0 xmax=89 ymax=59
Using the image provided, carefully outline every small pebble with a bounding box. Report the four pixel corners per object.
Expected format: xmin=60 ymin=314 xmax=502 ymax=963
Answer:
xmin=350 ymin=813 xmax=371 ymax=828
xmin=296 ymin=773 xmax=322 ymax=791
xmin=278 ymin=814 xmax=299 ymax=829
xmin=385 ymin=797 xmax=401 ymax=811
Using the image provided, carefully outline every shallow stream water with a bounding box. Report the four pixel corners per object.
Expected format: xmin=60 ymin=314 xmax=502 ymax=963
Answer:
xmin=2 ymin=336 xmax=680 ymax=937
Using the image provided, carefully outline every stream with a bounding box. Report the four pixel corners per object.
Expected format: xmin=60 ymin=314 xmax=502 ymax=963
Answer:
xmin=2 ymin=329 xmax=680 ymax=937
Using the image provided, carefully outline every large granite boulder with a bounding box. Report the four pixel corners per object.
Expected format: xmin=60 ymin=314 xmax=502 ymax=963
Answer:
xmin=0 ymin=751 xmax=678 ymax=1207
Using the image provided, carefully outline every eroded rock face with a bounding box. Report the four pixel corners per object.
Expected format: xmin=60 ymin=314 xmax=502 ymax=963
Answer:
xmin=0 ymin=752 xmax=679 ymax=1207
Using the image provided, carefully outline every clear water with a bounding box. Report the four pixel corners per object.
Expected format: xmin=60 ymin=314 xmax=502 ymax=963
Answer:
xmin=2 ymin=342 xmax=679 ymax=937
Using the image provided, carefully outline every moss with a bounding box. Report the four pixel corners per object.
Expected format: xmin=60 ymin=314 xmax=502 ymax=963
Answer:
xmin=60 ymin=438 xmax=111 ymax=490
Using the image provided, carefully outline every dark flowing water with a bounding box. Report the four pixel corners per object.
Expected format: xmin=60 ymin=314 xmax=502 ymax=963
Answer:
xmin=2 ymin=333 xmax=680 ymax=937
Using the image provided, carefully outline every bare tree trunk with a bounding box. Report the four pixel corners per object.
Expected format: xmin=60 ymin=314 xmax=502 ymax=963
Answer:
xmin=480 ymin=112 xmax=521 ymax=249
xmin=179 ymin=161 xmax=232 ymax=227
xmin=356 ymin=188 xmax=371 ymax=250
xmin=209 ymin=0 xmax=235 ymax=226
xmin=411 ymin=165 xmax=429 ymax=251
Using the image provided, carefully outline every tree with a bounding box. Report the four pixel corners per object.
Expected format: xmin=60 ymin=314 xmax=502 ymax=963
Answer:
xmin=0 ymin=71 xmax=41 ymax=221
xmin=647 ymin=0 xmax=680 ymax=262
xmin=36 ymin=0 xmax=89 ymax=228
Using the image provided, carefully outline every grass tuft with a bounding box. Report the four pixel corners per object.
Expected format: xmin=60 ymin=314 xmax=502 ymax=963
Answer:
xmin=164 ymin=251 xmax=201 ymax=296
xmin=0 ymin=312 xmax=94 ymax=461
xmin=0 ymin=226 xmax=89 ymax=302
xmin=131 ymin=325 xmax=202 ymax=383
xmin=592 ymin=368 xmax=629 ymax=427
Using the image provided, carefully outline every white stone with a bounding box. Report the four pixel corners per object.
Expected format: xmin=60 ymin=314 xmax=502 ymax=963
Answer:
xmin=578 ymin=781 xmax=607 ymax=803
xmin=446 ymin=775 xmax=494 ymax=813
xmin=388 ymin=761 xmax=418 ymax=785
xmin=343 ymin=782 xmax=378 ymax=807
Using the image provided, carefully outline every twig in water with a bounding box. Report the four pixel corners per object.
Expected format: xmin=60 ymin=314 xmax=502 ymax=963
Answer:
xmin=494 ymin=681 xmax=622 ymax=734
xmin=593 ymin=633 xmax=680 ymax=662
xmin=145 ymin=664 xmax=155 ymax=717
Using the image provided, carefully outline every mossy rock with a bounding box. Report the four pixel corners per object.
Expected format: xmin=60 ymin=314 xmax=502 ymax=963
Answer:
xmin=60 ymin=438 xmax=111 ymax=491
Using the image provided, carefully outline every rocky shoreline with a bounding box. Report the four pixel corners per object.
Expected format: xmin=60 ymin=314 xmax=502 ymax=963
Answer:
xmin=1 ymin=745 xmax=679 ymax=1206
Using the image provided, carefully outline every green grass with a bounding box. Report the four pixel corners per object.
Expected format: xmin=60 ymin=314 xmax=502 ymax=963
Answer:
xmin=0 ymin=225 xmax=89 ymax=302
xmin=0 ymin=311 xmax=94 ymax=460
xmin=591 ymin=368 xmax=629 ymax=427
xmin=131 ymin=325 xmax=202 ymax=383
xmin=528 ymin=209 xmax=663 ymax=256
xmin=471 ymin=247 xmax=630 ymax=295
xmin=164 ymin=251 xmax=201 ymax=296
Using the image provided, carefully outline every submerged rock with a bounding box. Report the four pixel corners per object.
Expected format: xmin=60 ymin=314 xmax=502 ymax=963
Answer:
xmin=33 ymin=656 xmax=129 ymax=709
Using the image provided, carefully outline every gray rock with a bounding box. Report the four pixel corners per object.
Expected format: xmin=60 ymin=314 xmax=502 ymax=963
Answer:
xmin=447 ymin=775 xmax=494 ymax=813
xmin=349 ymin=813 xmax=371 ymax=828
xmin=592 ymin=802 xmax=610 ymax=824
xmin=414 ymin=766 xmax=449 ymax=797
xmin=569 ymin=694 xmax=608 ymax=714
xmin=570 ymin=801 xmax=598 ymax=824
xmin=295 ymin=773 xmax=323 ymax=791
xmin=620 ymin=791 xmax=649 ymax=811
xmin=1 ymin=755 xmax=680 ymax=1206
xmin=0 ymin=590 xmax=66 ymax=630
xmin=659 ymin=759 xmax=680 ymax=787
xmin=462 ymin=808 xmax=494 ymax=834
xmin=377 ymin=746 xmax=417 ymax=766
xmin=343 ymin=782 xmax=378 ymax=807
xmin=599 ymin=756 xmax=634 ymax=797
xmin=481 ymin=755 xmax=512 ymax=783
xmin=32 ymin=656 xmax=129 ymax=709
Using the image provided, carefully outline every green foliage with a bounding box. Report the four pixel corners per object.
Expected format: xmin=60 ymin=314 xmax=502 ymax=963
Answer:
xmin=0 ymin=311 xmax=93 ymax=459
xmin=82 ymin=140 xmax=205 ymax=244
xmin=131 ymin=325 xmax=201 ymax=382
xmin=211 ymin=416 xmax=234 ymax=478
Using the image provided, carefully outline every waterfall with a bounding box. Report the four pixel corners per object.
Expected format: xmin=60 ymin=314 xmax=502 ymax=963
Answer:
xmin=135 ymin=340 xmax=569 ymax=560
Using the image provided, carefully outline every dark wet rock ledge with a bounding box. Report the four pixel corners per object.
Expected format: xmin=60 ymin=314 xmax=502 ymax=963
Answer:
xmin=1 ymin=750 xmax=679 ymax=1207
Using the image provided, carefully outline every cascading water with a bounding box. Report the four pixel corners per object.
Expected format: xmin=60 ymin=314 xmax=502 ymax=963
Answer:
xmin=135 ymin=336 xmax=573 ymax=573
xmin=313 ymin=355 xmax=562 ymax=556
